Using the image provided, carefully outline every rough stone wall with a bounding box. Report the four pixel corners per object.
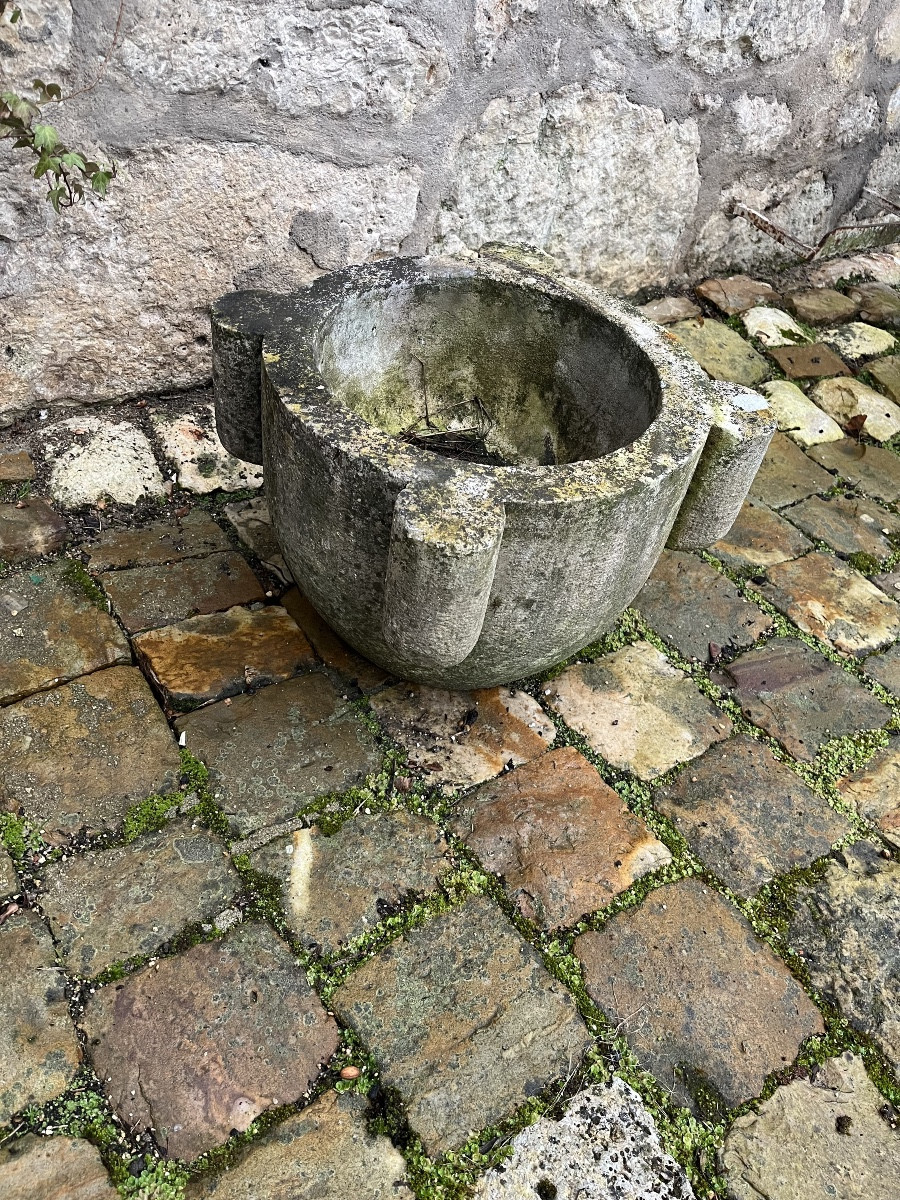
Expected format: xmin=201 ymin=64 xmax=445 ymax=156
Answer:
xmin=0 ymin=0 xmax=898 ymax=420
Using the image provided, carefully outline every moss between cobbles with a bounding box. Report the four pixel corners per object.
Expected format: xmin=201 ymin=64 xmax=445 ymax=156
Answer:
xmin=61 ymin=558 xmax=108 ymax=610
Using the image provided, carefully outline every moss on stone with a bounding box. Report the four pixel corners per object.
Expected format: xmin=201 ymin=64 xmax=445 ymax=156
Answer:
xmin=61 ymin=559 xmax=107 ymax=610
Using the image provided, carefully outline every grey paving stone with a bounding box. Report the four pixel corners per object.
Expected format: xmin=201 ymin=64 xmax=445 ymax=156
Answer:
xmin=0 ymin=498 xmax=68 ymax=563
xmin=0 ymin=911 xmax=80 ymax=1124
xmin=748 ymin=433 xmax=834 ymax=510
xmin=709 ymin=499 xmax=812 ymax=572
xmin=549 ymin=641 xmax=733 ymax=780
xmin=721 ymin=1052 xmax=900 ymax=1200
xmin=785 ymin=288 xmax=859 ymax=326
xmin=39 ymin=819 xmax=241 ymax=977
xmin=784 ymin=494 xmax=900 ymax=561
xmin=152 ymin=402 xmax=263 ymax=495
xmin=848 ymin=281 xmax=900 ymax=327
xmin=821 ymin=321 xmax=897 ymax=363
xmin=474 ymin=1078 xmax=695 ymax=1200
xmin=80 ymin=509 xmax=231 ymax=570
xmin=807 ymin=439 xmax=900 ymax=505
xmin=250 ymin=810 xmax=450 ymax=955
xmin=655 ymin=736 xmax=848 ymax=897
xmin=867 ymin=354 xmax=900 ymax=404
xmin=176 ymin=673 xmax=381 ymax=837
xmin=83 ymin=923 xmax=340 ymax=1161
xmin=758 ymin=380 xmax=843 ymax=448
xmin=0 ymin=666 xmax=181 ymax=842
xmin=185 ymin=1090 xmax=413 ymax=1200
xmin=0 ymin=562 xmax=130 ymax=706
xmin=838 ymin=743 xmax=900 ymax=849
xmin=332 ymin=895 xmax=591 ymax=1155
xmin=743 ymin=306 xmax=808 ymax=348
xmin=223 ymin=496 xmax=293 ymax=584
xmin=711 ymin=638 xmax=891 ymax=762
xmin=810 ymin=377 xmax=900 ymax=443
xmin=669 ymin=318 xmax=770 ymax=386
xmin=100 ymin=552 xmax=265 ymax=632
xmin=633 ymin=551 xmax=771 ymax=661
xmin=788 ymin=841 xmax=900 ymax=1072
xmin=280 ymin=587 xmax=392 ymax=692
xmin=0 ymin=1134 xmax=118 ymax=1200
xmin=637 ymin=295 xmax=700 ymax=324
xmin=1 ymin=848 xmax=18 ymax=896
xmin=576 ymin=879 xmax=824 ymax=1117
xmin=874 ymin=568 xmax=900 ymax=601
xmin=695 ymin=275 xmax=779 ymax=315
xmin=864 ymin=643 xmax=900 ymax=693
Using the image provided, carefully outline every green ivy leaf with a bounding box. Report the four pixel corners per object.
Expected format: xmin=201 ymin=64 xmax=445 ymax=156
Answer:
xmin=91 ymin=170 xmax=113 ymax=196
xmin=60 ymin=151 xmax=87 ymax=171
xmin=32 ymin=123 xmax=60 ymax=151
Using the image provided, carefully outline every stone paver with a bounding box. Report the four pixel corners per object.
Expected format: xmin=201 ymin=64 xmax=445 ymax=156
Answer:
xmin=176 ymin=673 xmax=380 ymax=837
xmin=152 ymin=403 xmax=263 ymax=494
xmin=786 ymin=288 xmax=858 ymax=325
xmin=810 ymin=377 xmax=900 ymax=442
xmin=474 ymin=1078 xmax=694 ymax=1200
xmin=453 ymin=747 xmax=670 ymax=929
xmin=185 ymin=1090 xmax=413 ymax=1200
xmin=280 ymin=587 xmax=391 ymax=691
xmin=0 ymin=666 xmax=181 ymax=840
xmin=709 ymin=498 xmax=812 ymax=571
xmin=633 ymin=551 xmax=771 ymax=661
xmin=637 ymin=295 xmax=700 ymax=324
xmin=370 ymin=684 xmax=555 ymax=789
xmin=868 ymin=354 xmax=900 ymax=403
xmin=785 ymin=494 xmax=900 ymax=561
xmin=742 ymin=306 xmax=808 ymax=348
xmin=81 ymin=509 xmax=231 ymax=570
xmin=0 ymin=449 xmax=34 ymax=482
xmin=669 ymin=318 xmax=770 ymax=386
xmin=549 ymin=641 xmax=732 ymax=780
xmin=874 ymin=567 xmax=900 ymax=599
xmin=807 ymin=439 xmax=900 ymax=505
xmin=83 ymin=923 xmax=340 ymax=1161
xmin=47 ymin=417 xmax=165 ymax=508
xmin=0 ymin=848 xmax=17 ymax=895
xmin=849 ymin=281 xmax=900 ymax=328
xmin=837 ymin=745 xmax=900 ymax=849
xmin=39 ymin=819 xmax=241 ymax=977
xmin=822 ymin=322 xmax=897 ymax=362
xmin=864 ymin=643 xmax=900 ymax=692
xmin=0 ymin=912 xmax=80 ymax=1124
xmin=711 ymin=638 xmax=891 ymax=761
xmin=101 ymin=552 xmax=265 ymax=633
xmin=788 ymin=841 xmax=900 ymax=1072
xmin=748 ymin=433 xmax=833 ymax=509
xmin=223 ymin=496 xmax=293 ymax=584
xmin=758 ymin=380 xmax=843 ymax=448
xmin=0 ymin=498 xmax=68 ymax=562
xmin=721 ymin=1052 xmax=900 ymax=1200
xmin=767 ymin=343 xmax=851 ymax=379
xmin=134 ymin=604 xmax=316 ymax=707
xmin=655 ymin=736 xmax=848 ymax=897
xmin=576 ymin=879 xmax=824 ymax=1117
xmin=333 ymin=895 xmax=590 ymax=1155
xmin=761 ymin=552 xmax=900 ymax=656
xmin=0 ymin=1135 xmax=118 ymax=1200
xmin=695 ymin=275 xmax=779 ymax=315
xmin=250 ymin=811 xmax=450 ymax=954
xmin=0 ymin=562 xmax=130 ymax=706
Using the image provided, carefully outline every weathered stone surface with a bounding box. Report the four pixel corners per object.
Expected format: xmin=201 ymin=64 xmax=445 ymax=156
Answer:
xmin=712 ymin=638 xmax=891 ymax=761
xmin=867 ymin=354 xmax=900 ymax=403
xmin=333 ymin=895 xmax=590 ymax=1154
xmin=250 ymin=811 xmax=450 ymax=954
xmin=40 ymin=820 xmax=240 ymax=977
xmin=864 ymin=643 xmax=900 ymax=693
xmin=280 ymin=587 xmax=391 ymax=691
xmin=788 ymin=842 xmax=900 ymax=1071
xmin=810 ymin=377 xmax=900 ymax=442
xmin=669 ymin=318 xmax=770 ymax=386
xmin=576 ymin=879 xmax=824 ymax=1116
xmin=742 ymin=307 xmax=808 ymax=348
xmin=46 ymin=418 xmax=166 ymax=509
xmin=550 ymin=642 xmax=732 ymax=780
xmin=785 ymin=494 xmax=900 ymax=560
xmin=152 ymin=403 xmax=264 ymax=494
xmin=223 ymin=496 xmax=292 ymax=584
xmin=874 ymin=567 xmax=900 ymax=600
xmin=655 ymin=736 xmax=848 ymax=897
xmin=0 ymin=1135 xmax=119 ymax=1200
xmin=0 ymin=449 xmax=34 ymax=482
xmin=821 ymin=322 xmax=898 ymax=363
xmin=807 ymin=439 xmax=900 ymax=504
xmin=0 ymin=912 xmax=80 ymax=1124
xmin=134 ymin=604 xmax=316 ymax=707
xmin=633 ymin=550 xmax=771 ymax=661
xmin=838 ymin=745 xmax=900 ymax=848
xmin=81 ymin=509 xmax=231 ymax=571
xmin=848 ymin=282 xmax=900 ymax=328
xmin=0 ymin=849 xmax=16 ymax=896
xmin=0 ymin=563 xmax=130 ymax=706
xmin=176 ymin=673 xmax=380 ymax=837
xmin=721 ymin=1052 xmax=900 ymax=1200
xmin=748 ymin=433 xmax=833 ymax=509
xmin=0 ymin=666 xmax=181 ymax=840
xmin=474 ymin=1078 xmax=694 ymax=1200
xmin=694 ymin=276 xmax=780 ymax=316
xmin=767 ymin=342 xmax=852 ymax=380
xmin=84 ymin=923 xmax=340 ymax=1161
xmin=0 ymin=498 xmax=68 ymax=562
xmin=454 ymin=747 xmax=670 ymax=928
xmin=434 ymin=87 xmax=700 ymax=292
xmin=370 ymin=684 xmax=554 ymax=789
xmin=786 ymin=288 xmax=859 ymax=325
xmin=709 ymin=498 xmax=812 ymax=571
xmin=185 ymin=1090 xmax=413 ymax=1200
xmin=101 ymin=552 xmax=265 ymax=633
xmin=761 ymin=552 xmax=900 ymax=655
xmin=637 ymin=295 xmax=700 ymax=324
xmin=758 ymin=380 xmax=843 ymax=447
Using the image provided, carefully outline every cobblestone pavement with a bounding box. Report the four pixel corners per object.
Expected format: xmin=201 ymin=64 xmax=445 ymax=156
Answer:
xmin=1 ymin=263 xmax=900 ymax=1199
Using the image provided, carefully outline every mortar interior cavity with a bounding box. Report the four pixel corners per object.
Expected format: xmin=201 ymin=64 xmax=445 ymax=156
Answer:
xmin=315 ymin=277 xmax=662 ymax=466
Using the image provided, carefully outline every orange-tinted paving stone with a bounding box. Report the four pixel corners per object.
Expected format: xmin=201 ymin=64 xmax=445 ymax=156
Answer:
xmin=837 ymin=744 xmax=900 ymax=849
xmin=0 ymin=498 xmax=68 ymax=563
xmin=807 ymin=439 xmax=900 ymax=505
xmin=280 ymin=586 xmax=391 ymax=692
xmin=0 ymin=1135 xmax=118 ymax=1200
xmin=695 ymin=275 xmax=779 ymax=315
xmin=709 ymin=498 xmax=812 ymax=571
xmin=785 ymin=288 xmax=858 ymax=325
xmin=867 ymin=354 xmax=900 ymax=404
xmin=767 ymin=343 xmax=851 ymax=379
xmin=80 ymin=509 xmax=231 ymax=570
xmin=101 ymin=552 xmax=265 ymax=632
xmin=0 ymin=449 xmax=35 ymax=482
xmin=863 ymin=643 xmax=900 ymax=692
xmin=748 ymin=433 xmax=834 ymax=510
xmin=784 ymin=494 xmax=900 ymax=561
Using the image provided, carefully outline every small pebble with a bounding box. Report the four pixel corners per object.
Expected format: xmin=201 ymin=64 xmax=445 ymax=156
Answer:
xmin=340 ymin=1065 xmax=361 ymax=1080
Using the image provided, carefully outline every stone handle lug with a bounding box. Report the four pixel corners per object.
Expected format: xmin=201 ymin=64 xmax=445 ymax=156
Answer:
xmin=667 ymin=382 xmax=775 ymax=551
xmin=383 ymin=480 xmax=506 ymax=670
